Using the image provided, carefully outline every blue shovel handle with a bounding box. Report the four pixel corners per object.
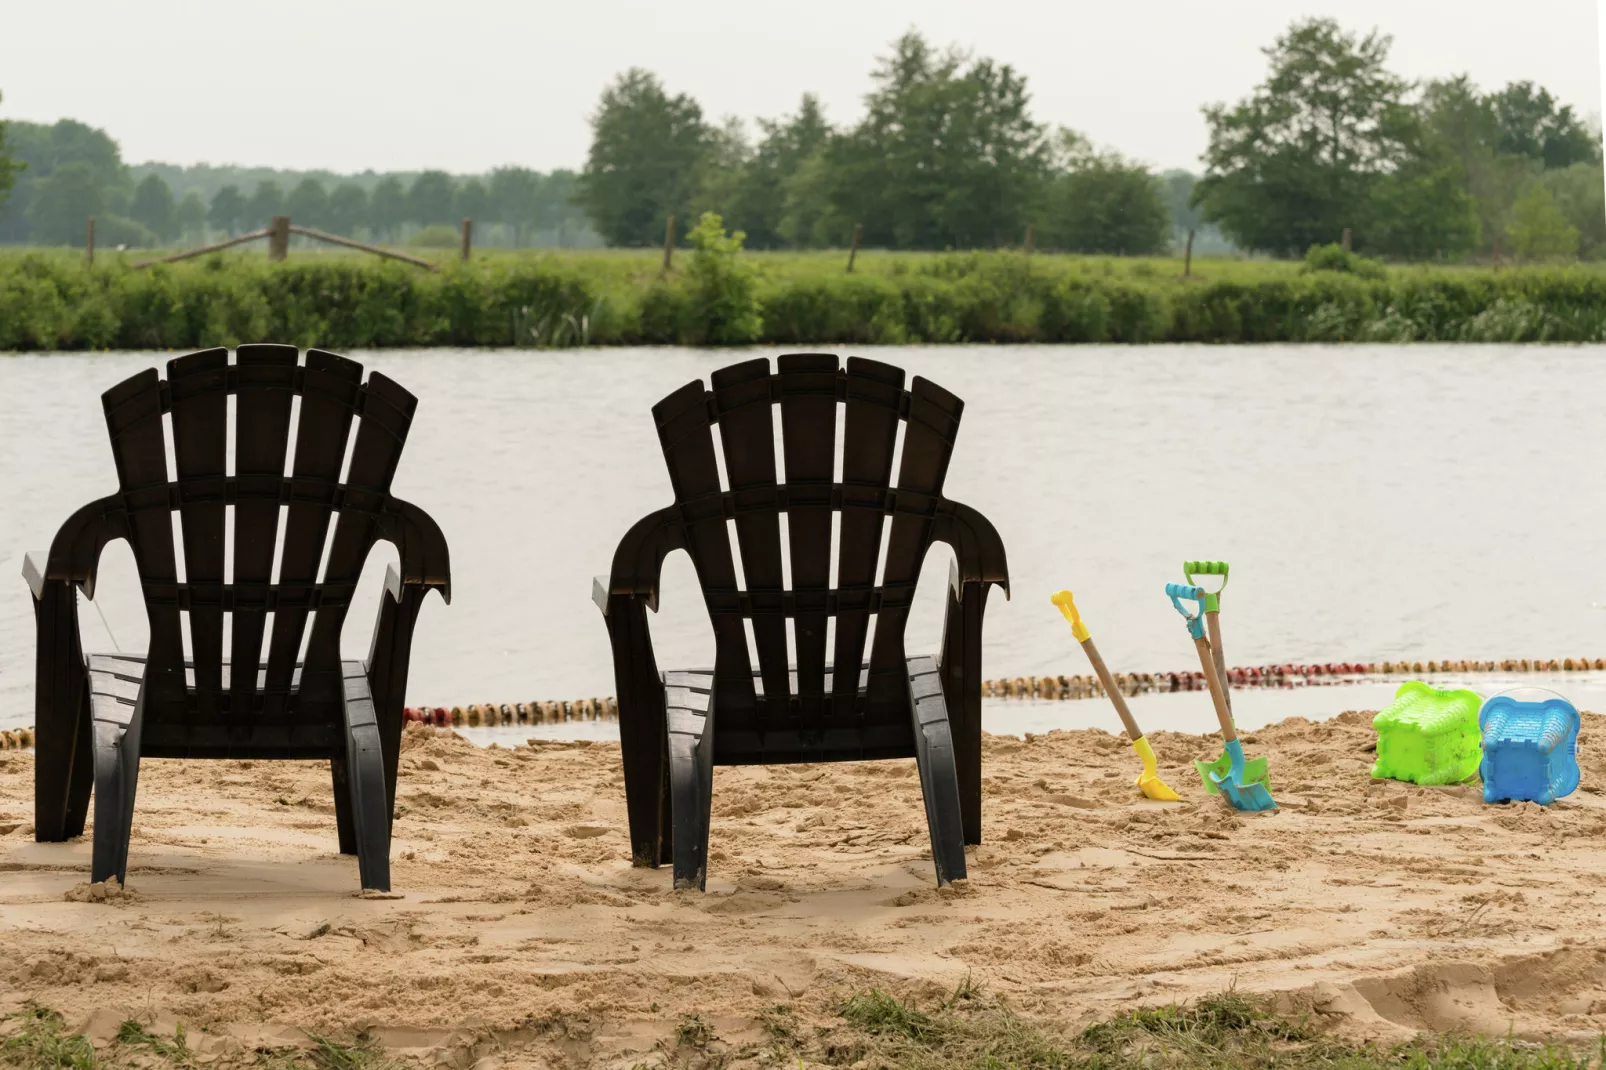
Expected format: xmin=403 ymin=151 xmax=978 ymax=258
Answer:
xmin=1166 ymin=583 xmax=1207 ymax=640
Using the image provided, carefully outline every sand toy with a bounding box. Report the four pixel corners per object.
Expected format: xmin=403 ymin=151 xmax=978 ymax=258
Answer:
xmin=1180 ymin=561 xmax=1268 ymax=793
xmin=1479 ymin=689 xmax=1581 ymax=805
xmin=1051 ymin=590 xmax=1181 ymax=801
xmin=1371 ymin=681 xmax=1483 ymax=785
xmin=1167 ymin=583 xmax=1276 ymax=811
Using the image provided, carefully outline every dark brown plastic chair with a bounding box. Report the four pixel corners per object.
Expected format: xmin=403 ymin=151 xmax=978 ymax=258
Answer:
xmin=594 ymin=354 xmax=1009 ymax=890
xmin=24 ymin=346 xmax=450 ymax=891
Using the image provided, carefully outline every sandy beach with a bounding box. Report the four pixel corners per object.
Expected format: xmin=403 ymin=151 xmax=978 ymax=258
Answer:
xmin=3 ymin=711 xmax=1606 ymax=1066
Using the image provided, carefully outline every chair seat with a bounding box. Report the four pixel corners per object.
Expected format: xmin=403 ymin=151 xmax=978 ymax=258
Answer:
xmin=86 ymin=653 xmax=365 ymax=759
xmin=664 ymin=656 xmax=944 ymax=765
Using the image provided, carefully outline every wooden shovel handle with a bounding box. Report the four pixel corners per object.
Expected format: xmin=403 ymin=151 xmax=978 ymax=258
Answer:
xmin=1205 ymin=610 xmax=1232 ymax=714
xmin=1194 ymin=635 xmax=1237 ymax=742
xmin=1081 ymin=637 xmax=1144 ymax=741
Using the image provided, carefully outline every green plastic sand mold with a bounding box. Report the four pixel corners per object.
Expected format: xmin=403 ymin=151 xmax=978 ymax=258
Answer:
xmin=1371 ymin=680 xmax=1483 ymax=786
xmin=1193 ymin=752 xmax=1270 ymax=796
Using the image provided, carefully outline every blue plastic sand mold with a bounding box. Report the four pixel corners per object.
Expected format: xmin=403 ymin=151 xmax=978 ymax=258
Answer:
xmin=1478 ymin=691 xmax=1581 ymax=805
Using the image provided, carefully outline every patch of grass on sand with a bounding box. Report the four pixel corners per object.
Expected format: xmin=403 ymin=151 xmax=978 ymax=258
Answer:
xmin=0 ymin=1012 xmax=395 ymax=1070
xmin=5 ymin=992 xmax=1604 ymax=1070
xmin=819 ymin=986 xmax=1604 ymax=1070
xmin=0 ymin=1010 xmax=95 ymax=1070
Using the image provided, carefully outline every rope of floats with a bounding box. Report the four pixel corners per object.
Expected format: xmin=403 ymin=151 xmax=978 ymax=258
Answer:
xmin=0 ymin=656 xmax=1600 ymax=749
xmin=403 ymin=698 xmax=619 ymax=727
xmin=983 ymin=657 xmax=1606 ymax=701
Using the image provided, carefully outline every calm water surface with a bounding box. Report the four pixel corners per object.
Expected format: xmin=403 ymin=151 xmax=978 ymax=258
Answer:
xmin=2 ymin=344 xmax=1603 ymax=738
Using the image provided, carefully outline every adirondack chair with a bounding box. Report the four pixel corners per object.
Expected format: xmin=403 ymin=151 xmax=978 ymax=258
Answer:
xmin=594 ymin=354 xmax=1009 ymax=890
xmin=24 ymin=345 xmax=450 ymax=892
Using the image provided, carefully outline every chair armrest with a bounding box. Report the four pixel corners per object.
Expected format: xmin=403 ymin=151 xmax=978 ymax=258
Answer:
xmin=934 ymin=499 xmax=1010 ymax=601
xmin=35 ymin=493 xmax=127 ymax=602
xmin=382 ymin=497 xmax=452 ymax=604
xmin=596 ymin=505 xmax=684 ymax=615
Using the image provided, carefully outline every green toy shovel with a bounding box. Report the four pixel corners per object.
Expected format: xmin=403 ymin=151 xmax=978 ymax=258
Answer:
xmin=1182 ymin=561 xmax=1269 ymax=795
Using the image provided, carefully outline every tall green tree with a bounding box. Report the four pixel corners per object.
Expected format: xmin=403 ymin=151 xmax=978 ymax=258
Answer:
xmin=0 ymin=91 xmax=22 ymax=212
xmin=1489 ymin=82 xmax=1599 ymax=169
xmin=825 ymin=32 xmax=1049 ymax=249
xmin=27 ymin=162 xmax=103 ymax=245
xmin=287 ymin=177 xmax=329 ymax=228
xmin=489 ymin=166 xmax=540 ymax=245
xmin=1195 ymin=19 xmax=1415 ymax=256
xmin=580 ymin=68 xmax=709 ymax=246
xmin=327 ymin=183 xmax=369 ymax=236
xmin=691 ymin=117 xmax=750 ymax=228
xmin=1506 ymin=182 xmax=1578 ymax=258
xmin=176 ymin=191 xmax=206 ymax=240
xmin=1039 ymin=143 xmax=1171 ymax=255
xmin=725 ymin=94 xmax=832 ymax=248
xmin=370 ymin=176 xmax=407 ymax=241
xmin=0 ymin=117 xmax=128 ymax=242
xmin=408 ymin=170 xmax=455 ymax=225
xmin=1365 ymin=164 xmax=1480 ymax=259
xmin=246 ymin=180 xmax=284 ymax=226
xmin=1162 ymin=170 xmax=1203 ymax=235
xmin=1541 ymin=162 xmax=1606 ymax=259
xmin=130 ymin=172 xmax=177 ymax=241
xmin=208 ymin=184 xmax=246 ymax=236
xmin=454 ymin=176 xmax=488 ymax=224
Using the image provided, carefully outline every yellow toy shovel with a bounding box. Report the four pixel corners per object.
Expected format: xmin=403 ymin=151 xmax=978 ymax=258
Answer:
xmin=1052 ymin=590 xmax=1181 ymax=801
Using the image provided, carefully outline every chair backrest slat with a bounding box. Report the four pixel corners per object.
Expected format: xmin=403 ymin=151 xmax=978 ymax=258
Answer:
xmin=102 ymin=368 xmax=186 ymax=704
xmin=776 ymin=354 xmax=840 ymax=716
xmin=262 ymin=352 xmax=363 ymax=704
xmin=167 ymin=349 xmax=231 ymax=716
xmin=868 ymin=377 xmax=963 ymax=694
xmin=653 ymin=380 xmax=756 ymax=712
xmin=228 ymin=344 xmax=299 ymax=715
xmin=828 ymin=358 xmax=905 ymax=711
xmin=711 ymin=359 xmax=791 ymax=708
xmin=302 ymin=369 xmax=418 ymax=680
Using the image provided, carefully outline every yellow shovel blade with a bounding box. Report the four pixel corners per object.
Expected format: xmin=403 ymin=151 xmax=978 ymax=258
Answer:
xmin=1133 ymin=737 xmax=1182 ymax=801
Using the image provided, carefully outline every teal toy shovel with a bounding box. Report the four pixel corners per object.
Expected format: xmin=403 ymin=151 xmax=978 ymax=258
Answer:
xmin=1181 ymin=561 xmax=1268 ymax=794
xmin=1167 ymin=583 xmax=1276 ymax=812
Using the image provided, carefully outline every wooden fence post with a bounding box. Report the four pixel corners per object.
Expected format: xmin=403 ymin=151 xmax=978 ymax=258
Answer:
xmin=1341 ymin=227 xmax=1352 ymax=253
xmin=85 ymin=217 xmax=95 ymax=266
xmin=846 ymin=222 xmax=863 ymax=273
xmin=268 ymin=216 xmax=291 ymax=261
xmin=1183 ymin=228 xmax=1195 ymax=278
xmin=661 ymin=214 xmax=676 ymax=272
xmin=1023 ymin=224 xmax=1035 ymax=256
xmin=460 ymin=218 xmax=472 ymax=262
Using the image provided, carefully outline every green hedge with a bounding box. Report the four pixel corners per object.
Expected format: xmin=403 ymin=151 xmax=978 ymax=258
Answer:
xmin=4 ymin=251 xmax=1606 ymax=350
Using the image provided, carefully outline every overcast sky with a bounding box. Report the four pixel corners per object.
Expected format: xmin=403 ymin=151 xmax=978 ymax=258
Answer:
xmin=2 ymin=0 xmax=1599 ymax=176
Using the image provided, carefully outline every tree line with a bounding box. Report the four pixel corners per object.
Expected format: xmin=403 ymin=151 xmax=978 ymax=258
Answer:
xmin=0 ymin=117 xmax=597 ymax=249
xmin=1 ymin=19 xmax=1600 ymax=261
xmin=577 ymin=23 xmax=1602 ymax=261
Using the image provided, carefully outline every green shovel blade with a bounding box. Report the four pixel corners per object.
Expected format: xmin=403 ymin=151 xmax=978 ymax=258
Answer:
xmin=1194 ymin=752 xmax=1269 ymax=795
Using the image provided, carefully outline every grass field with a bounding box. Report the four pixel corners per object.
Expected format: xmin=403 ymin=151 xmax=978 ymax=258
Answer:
xmin=3 ymin=243 xmax=1605 ymax=350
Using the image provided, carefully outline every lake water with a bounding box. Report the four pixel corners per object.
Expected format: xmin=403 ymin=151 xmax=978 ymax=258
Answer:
xmin=3 ymin=344 xmax=1604 ymax=740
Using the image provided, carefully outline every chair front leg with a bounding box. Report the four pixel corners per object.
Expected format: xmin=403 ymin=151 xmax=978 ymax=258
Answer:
xmin=602 ymin=591 xmax=671 ymax=868
xmin=31 ymin=577 xmax=93 ymax=842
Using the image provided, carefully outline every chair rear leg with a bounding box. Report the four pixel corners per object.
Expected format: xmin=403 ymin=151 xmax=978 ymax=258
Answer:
xmin=907 ymin=657 xmax=968 ymax=886
xmin=341 ymin=670 xmax=392 ymax=891
xmin=665 ymin=674 xmax=715 ymax=891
